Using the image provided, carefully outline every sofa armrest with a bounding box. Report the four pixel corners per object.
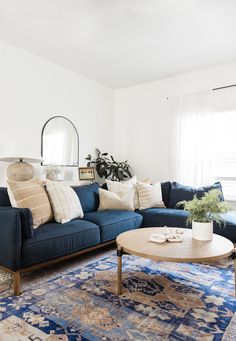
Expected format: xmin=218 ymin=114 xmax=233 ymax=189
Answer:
xmin=0 ymin=207 xmax=22 ymax=271
xmin=15 ymin=208 xmax=34 ymax=239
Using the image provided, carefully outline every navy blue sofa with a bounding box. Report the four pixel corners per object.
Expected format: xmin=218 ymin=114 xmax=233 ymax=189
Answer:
xmin=0 ymin=182 xmax=143 ymax=295
xmin=139 ymin=181 xmax=236 ymax=243
xmin=0 ymin=181 xmax=235 ymax=295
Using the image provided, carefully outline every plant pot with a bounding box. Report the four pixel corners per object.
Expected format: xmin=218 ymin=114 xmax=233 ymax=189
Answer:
xmin=192 ymin=221 xmax=213 ymax=241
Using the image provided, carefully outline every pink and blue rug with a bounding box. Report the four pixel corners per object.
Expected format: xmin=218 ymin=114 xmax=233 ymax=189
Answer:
xmin=0 ymin=253 xmax=235 ymax=340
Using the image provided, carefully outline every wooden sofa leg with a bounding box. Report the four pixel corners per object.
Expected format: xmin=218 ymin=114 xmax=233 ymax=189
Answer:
xmin=13 ymin=271 xmax=20 ymax=296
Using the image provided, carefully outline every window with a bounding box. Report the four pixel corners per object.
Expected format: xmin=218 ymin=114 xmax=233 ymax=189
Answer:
xmin=211 ymin=87 xmax=236 ymax=201
xmin=211 ymin=111 xmax=236 ymax=201
xmin=170 ymin=88 xmax=236 ymax=202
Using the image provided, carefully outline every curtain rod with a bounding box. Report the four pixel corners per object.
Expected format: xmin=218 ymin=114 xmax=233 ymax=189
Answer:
xmin=212 ymin=84 xmax=236 ymax=91
xmin=166 ymin=83 xmax=236 ymax=100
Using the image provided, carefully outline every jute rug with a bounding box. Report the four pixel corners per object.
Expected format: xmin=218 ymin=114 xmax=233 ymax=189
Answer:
xmin=0 ymin=249 xmax=235 ymax=340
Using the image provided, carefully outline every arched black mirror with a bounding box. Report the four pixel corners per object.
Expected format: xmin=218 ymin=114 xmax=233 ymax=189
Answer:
xmin=41 ymin=116 xmax=79 ymax=166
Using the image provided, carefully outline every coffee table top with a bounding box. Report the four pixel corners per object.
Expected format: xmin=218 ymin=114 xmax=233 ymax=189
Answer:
xmin=116 ymin=227 xmax=234 ymax=263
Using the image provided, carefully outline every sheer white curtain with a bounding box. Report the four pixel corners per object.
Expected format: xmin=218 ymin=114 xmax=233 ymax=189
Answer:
xmin=169 ymin=90 xmax=214 ymax=186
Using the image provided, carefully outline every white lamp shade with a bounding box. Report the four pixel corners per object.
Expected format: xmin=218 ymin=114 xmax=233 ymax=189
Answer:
xmin=0 ymin=156 xmax=43 ymax=163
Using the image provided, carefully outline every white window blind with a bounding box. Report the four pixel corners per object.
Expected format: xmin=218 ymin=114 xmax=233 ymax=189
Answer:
xmin=212 ymin=88 xmax=236 ymax=201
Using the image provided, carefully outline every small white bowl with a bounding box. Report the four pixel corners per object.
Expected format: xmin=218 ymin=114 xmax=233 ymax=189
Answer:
xmin=149 ymin=233 xmax=167 ymax=244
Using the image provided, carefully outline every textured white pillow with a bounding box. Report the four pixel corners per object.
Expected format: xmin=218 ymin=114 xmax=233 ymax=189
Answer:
xmin=136 ymin=181 xmax=165 ymax=210
xmin=98 ymin=188 xmax=135 ymax=211
xmin=106 ymin=176 xmax=150 ymax=209
xmin=106 ymin=179 xmax=137 ymax=208
xmin=46 ymin=181 xmax=84 ymax=223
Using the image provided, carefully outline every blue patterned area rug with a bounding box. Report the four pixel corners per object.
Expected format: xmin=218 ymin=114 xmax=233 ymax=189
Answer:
xmin=0 ymin=253 xmax=235 ymax=340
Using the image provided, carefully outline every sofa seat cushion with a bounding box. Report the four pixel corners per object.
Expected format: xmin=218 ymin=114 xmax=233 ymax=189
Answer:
xmin=22 ymin=219 xmax=100 ymax=268
xmin=138 ymin=208 xmax=189 ymax=228
xmin=83 ymin=210 xmax=143 ymax=242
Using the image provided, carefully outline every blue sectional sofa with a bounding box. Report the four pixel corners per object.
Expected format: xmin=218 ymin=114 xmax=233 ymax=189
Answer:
xmin=0 ymin=181 xmax=235 ymax=295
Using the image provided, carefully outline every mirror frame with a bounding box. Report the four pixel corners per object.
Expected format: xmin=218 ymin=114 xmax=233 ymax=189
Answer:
xmin=41 ymin=115 xmax=79 ymax=167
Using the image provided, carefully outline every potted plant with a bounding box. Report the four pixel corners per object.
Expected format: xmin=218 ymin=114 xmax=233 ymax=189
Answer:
xmin=178 ymin=189 xmax=230 ymax=241
xmin=85 ymin=148 xmax=133 ymax=182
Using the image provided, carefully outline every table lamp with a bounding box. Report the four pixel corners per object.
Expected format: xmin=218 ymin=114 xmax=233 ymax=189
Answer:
xmin=0 ymin=156 xmax=43 ymax=181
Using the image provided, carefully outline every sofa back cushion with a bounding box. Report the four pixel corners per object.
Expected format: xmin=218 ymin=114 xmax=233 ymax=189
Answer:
xmin=0 ymin=187 xmax=11 ymax=206
xmin=161 ymin=182 xmax=171 ymax=208
xmin=169 ymin=181 xmax=224 ymax=209
xmin=72 ymin=182 xmax=100 ymax=213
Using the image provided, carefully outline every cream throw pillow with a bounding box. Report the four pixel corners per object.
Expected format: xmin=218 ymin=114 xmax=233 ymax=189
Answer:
xmin=98 ymin=188 xmax=135 ymax=211
xmin=46 ymin=181 xmax=84 ymax=223
xmin=106 ymin=176 xmax=151 ymax=209
xmin=106 ymin=179 xmax=136 ymax=208
xmin=136 ymin=181 xmax=165 ymax=210
xmin=7 ymin=178 xmax=53 ymax=228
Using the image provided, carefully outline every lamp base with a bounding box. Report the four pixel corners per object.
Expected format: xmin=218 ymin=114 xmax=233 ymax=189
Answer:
xmin=7 ymin=162 xmax=34 ymax=182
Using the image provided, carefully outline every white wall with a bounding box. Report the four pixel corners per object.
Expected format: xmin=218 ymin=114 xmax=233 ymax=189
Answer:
xmin=1 ymin=39 xmax=236 ymax=187
xmin=0 ymin=40 xmax=113 ymax=185
xmin=114 ymin=61 xmax=236 ymax=182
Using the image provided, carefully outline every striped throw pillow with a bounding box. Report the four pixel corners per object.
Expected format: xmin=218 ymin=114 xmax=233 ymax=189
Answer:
xmin=136 ymin=181 xmax=165 ymax=210
xmin=7 ymin=178 xmax=53 ymax=228
xmin=46 ymin=181 xmax=84 ymax=223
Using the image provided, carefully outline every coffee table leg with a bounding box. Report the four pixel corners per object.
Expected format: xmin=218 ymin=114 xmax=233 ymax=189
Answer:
xmin=117 ymin=246 xmax=123 ymax=295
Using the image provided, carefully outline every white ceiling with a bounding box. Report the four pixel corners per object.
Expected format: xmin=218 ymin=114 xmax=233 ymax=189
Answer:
xmin=0 ymin=0 xmax=236 ymax=88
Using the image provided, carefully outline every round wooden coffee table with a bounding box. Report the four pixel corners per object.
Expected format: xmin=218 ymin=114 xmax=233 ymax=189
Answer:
xmin=116 ymin=227 xmax=235 ymax=295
